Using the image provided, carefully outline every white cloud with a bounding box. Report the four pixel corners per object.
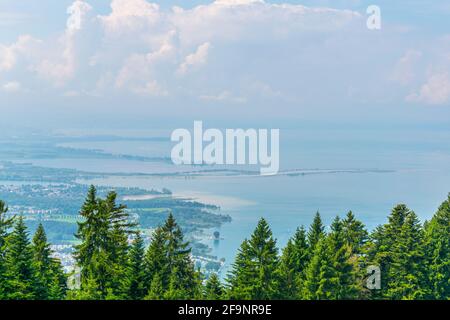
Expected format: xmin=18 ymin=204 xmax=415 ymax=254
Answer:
xmin=0 ymin=35 xmax=40 ymax=71
xmin=0 ymin=0 xmax=363 ymax=99
xmin=177 ymin=42 xmax=211 ymax=75
xmin=67 ymin=0 xmax=93 ymax=33
xmin=391 ymin=50 xmax=422 ymax=85
xmin=0 ymin=46 xmax=16 ymax=71
xmin=114 ymin=30 xmax=176 ymax=91
xmin=2 ymin=81 xmax=21 ymax=92
xmin=99 ymin=0 xmax=161 ymax=35
xmin=31 ymin=1 xmax=93 ymax=86
xmin=215 ymin=0 xmax=264 ymax=5
xmin=93 ymin=0 xmax=360 ymax=99
xmin=170 ymin=0 xmax=360 ymax=48
xmin=7 ymin=0 xmax=450 ymax=114
xmin=407 ymin=72 xmax=450 ymax=105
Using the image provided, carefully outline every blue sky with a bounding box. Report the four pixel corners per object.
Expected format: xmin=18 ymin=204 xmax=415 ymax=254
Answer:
xmin=0 ymin=0 xmax=449 ymax=129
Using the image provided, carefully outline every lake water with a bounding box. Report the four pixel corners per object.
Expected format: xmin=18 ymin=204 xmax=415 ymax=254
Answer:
xmin=13 ymin=127 xmax=448 ymax=273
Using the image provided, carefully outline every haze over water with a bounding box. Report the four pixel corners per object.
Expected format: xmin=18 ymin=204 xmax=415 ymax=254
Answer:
xmin=21 ymin=126 xmax=450 ymax=272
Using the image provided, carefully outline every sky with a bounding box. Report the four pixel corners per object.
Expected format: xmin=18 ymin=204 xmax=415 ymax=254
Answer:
xmin=0 ymin=0 xmax=449 ymax=130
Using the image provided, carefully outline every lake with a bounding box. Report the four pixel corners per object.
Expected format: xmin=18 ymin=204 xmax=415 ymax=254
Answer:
xmin=20 ymin=126 xmax=449 ymax=274
xmin=4 ymin=129 xmax=450 ymax=276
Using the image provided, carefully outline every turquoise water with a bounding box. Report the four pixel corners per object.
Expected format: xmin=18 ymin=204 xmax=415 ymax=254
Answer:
xmin=79 ymin=168 xmax=450 ymax=273
xmin=14 ymin=127 xmax=450 ymax=272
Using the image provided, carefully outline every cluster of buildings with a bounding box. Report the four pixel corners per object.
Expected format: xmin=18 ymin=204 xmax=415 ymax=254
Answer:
xmin=51 ymin=245 xmax=77 ymax=274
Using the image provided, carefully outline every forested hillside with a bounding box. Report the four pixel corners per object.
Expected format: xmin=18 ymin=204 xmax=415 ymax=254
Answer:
xmin=0 ymin=187 xmax=448 ymax=300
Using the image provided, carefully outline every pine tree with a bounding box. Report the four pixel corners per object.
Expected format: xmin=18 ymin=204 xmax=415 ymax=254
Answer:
xmin=144 ymin=227 xmax=168 ymax=292
xmin=278 ymin=226 xmax=309 ymax=299
xmin=307 ymin=212 xmax=325 ymax=254
xmin=48 ymin=259 xmax=67 ymax=300
xmin=145 ymin=273 xmax=164 ymax=300
xmin=104 ymin=191 xmax=135 ymax=298
xmin=425 ymin=193 xmax=450 ymax=299
xmin=204 ymin=273 xmax=223 ymax=300
xmin=32 ymin=223 xmax=52 ymax=299
xmin=386 ymin=212 xmax=428 ymax=299
xmin=302 ymin=236 xmax=334 ymax=300
xmin=0 ymin=200 xmax=14 ymax=299
xmin=291 ymin=226 xmax=310 ymax=273
xmin=32 ymin=224 xmax=67 ymax=300
xmin=326 ymin=217 xmax=360 ymax=299
xmin=248 ymin=218 xmax=280 ymax=299
xmin=143 ymin=214 xmax=199 ymax=299
xmin=342 ymin=211 xmax=368 ymax=254
xmin=74 ymin=185 xmax=99 ymax=283
xmin=66 ymin=275 xmax=102 ymax=300
xmin=227 ymin=218 xmax=280 ymax=299
xmin=279 ymin=239 xmax=297 ymax=299
xmin=363 ymin=224 xmax=385 ymax=299
xmin=364 ymin=204 xmax=431 ymax=300
xmin=385 ymin=204 xmax=410 ymax=242
xmin=125 ymin=233 xmax=146 ymax=300
xmin=74 ymin=187 xmax=135 ymax=298
xmin=162 ymin=213 xmax=198 ymax=298
xmin=226 ymin=240 xmax=253 ymax=299
xmin=365 ymin=204 xmax=411 ymax=298
xmin=165 ymin=267 xmax=188 ymax=300
xmin=192 ymin=268 xmax=205 ymax=300
xmin=82 ymin=198 xmax=112 ymax=297
xmin=3 ymin=188 xmax=449 ymax=301
xmin=4 ymin=217 xmax=36 ymax=299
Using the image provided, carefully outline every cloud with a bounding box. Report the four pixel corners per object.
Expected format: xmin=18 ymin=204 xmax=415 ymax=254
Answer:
xmin=113 ymin=29 xmax=176 ymax=95
xmin=0 ymin=46 xmax=16 ymax=72
xmin=66 ymin=0 xmax=93 ymax=33
xmin=391 ymin=50 xmax=422 ymax=85
xmin=215 ymin=0 xmax=264 ymax=5
xmin=0 ymin=35 xmax=40 ymax=71
xmin=177 ymin=42 xmax=211 ymax=75
xmin=4 ymin=0 xmax=450 ymax=116
xmin=0 ymin=0 xmax=363 ymax=101
xmin=407 ymin=72 xmax=450 ymax=105
xmin=31 ymin=0 xmax=93 ymax=86
xmin=99 ymin=0 xmax=162 ymax=35
xmin=170 ymin=0 xmax=360 ymax=48
xmin=2 ymin=81 xmax=21 ymax=92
